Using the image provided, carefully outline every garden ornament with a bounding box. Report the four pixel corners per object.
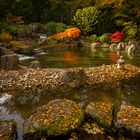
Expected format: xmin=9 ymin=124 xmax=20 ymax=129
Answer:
xmin=117 ymin=56 xmax=125 ymax=69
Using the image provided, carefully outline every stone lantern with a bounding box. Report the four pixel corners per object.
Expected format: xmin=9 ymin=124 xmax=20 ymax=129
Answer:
xmin=117 ymin=56 xmax=125 ymax=69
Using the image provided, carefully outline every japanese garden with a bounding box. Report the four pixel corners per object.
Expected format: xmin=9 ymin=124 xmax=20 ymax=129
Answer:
xmin=0 ymin=0 xmax=140 ymax=140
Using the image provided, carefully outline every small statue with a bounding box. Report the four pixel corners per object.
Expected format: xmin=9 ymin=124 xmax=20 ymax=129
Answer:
xmin=117 ymin=56 xmax=125 ymax=69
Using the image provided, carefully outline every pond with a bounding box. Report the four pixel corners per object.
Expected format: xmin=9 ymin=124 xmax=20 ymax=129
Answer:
xmin=0 ymin=47 xmax=140 ymax=140
xmin=19 ymin=47 xmax=140 ymax=68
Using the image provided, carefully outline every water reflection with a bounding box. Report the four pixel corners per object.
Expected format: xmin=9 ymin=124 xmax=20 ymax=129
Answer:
xmin=108 ymin=52 xmax=120 ymax=62
xmin=19 ymin=48 xmax=140 ymax=68
xmin=64 ymin=51 xmax=79 ymax=65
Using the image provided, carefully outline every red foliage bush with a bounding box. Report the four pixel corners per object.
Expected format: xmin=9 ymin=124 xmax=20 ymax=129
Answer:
xmin=108 ymin=31 xmax=125 ymax=42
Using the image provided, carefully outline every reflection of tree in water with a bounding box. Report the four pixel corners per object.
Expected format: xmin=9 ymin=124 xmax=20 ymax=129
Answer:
xmin=64 ymin=51 xmax=79 ymax=65
xmin=108 ymin=52 xmax=119 ymax=62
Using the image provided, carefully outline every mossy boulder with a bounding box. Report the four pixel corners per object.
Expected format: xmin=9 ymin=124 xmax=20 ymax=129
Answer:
xmin=85 ymin=102 xmax=117 ymax=129
xmin=10 ymin=40 xmax=34 ymax=55
xmin=115 ymin=104 xmax=140 ymax=138
xmin=23 ymin=99 xmax=84 ymax=138
xmin=0 ymin=120 xmax=17 ymax=140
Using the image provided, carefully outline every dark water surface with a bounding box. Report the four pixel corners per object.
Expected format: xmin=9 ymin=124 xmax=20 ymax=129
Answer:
xmin=0 ymin=48 xmax=140 ymax=140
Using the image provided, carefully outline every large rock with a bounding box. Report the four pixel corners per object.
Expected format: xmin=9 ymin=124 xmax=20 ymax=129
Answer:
xmin=0 ymin=120 xmax=17 ymax=140
xmin=23 ymin=99 xmax=84 ymax=138
xmin=85 ymin=102 xmax=117 ymax=129
xmin=0 ymin=54 xmax=19 ymax=70
xmin=115 ymin=104 xmax=140 ymax=138
xmin=10 ymin=40 xmax=34 ymax=55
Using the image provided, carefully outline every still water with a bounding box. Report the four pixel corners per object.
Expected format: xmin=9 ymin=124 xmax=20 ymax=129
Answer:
xmin=19 ymin=47 xmax=140 ymax=68
xmin=0 ymin=48 xmax=140 ymax=140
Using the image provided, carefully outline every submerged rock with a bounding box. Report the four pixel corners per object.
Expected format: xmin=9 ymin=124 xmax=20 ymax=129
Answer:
xmin=23 ymin=99 xmax=84 ymax=138
xmin=0 ymin=120 xmax=17 ymax=140
xmin=85 ymin=102 xmax=117 ymax=129
xmin=115 ymin=104 xmax=140 ymax=138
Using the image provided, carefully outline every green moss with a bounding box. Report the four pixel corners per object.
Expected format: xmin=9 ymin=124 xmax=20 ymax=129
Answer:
xmin=94 ymin=117 xmax=112 ymax=129
xmin=37 ymin=114 xmax=83 ymax=136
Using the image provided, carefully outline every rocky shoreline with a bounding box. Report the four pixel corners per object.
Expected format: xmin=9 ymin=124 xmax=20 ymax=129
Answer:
xmin=1 ymin=99 xmax=140 ymax=140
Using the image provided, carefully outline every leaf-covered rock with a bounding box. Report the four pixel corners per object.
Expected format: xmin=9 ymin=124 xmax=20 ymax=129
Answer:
xmin=85 ymin=102 xmax=116 ymax=129
xmin=23 ymin=99 xmax=84 ymax=138
xmin=115 ymin=104 xmax=140 ymax=138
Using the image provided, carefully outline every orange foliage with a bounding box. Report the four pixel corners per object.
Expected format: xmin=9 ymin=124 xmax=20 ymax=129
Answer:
xmin=52 ymin=27 xmax=81 ymax=40
xmin=64 ymin=51 xmax=79 ymax=65
xmin=0 ymin=32 xmax=12 ymax=43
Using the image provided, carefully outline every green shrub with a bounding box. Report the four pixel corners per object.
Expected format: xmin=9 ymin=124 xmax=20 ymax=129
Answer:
xmin=72 ymin=6 xmax=100 ymax=36
xmin=44 ymin=21 xmax=56 ymax=35
xmin=55 ymin=23 xmax=67 ymax=33
xmin=123 ymin=21 xmax=138 ymax=40
xmin=0 ymin=20 xmax=17 ymax=35
xmin=44 ymin=21 xmax=67 ymax=35
xmin=7 ymin=25 xmax=17 ymax=35
xmin=86 ymin=34 xmax=97 ymax=42
xmin=99 ymin=33 xmax=111 ymax=44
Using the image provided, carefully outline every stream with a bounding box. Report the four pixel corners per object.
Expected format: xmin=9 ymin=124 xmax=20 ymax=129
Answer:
xmin=0 ymin=47 xmax=140 ymax=140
